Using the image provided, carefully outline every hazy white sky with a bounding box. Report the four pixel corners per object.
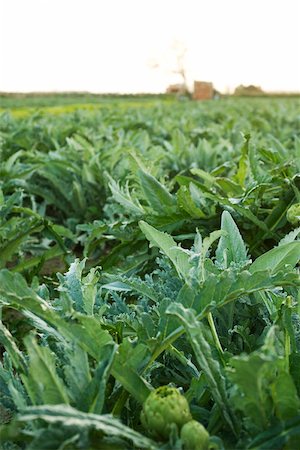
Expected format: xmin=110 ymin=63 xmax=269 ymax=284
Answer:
xmin=0 ymin=0 xmax=299 ymax=93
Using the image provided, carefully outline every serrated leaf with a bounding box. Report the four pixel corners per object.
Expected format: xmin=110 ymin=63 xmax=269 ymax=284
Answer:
xmin=77 ymin=343 xmax=117 ymax=414
xmin=14 ymin=404 xmax=158 ymax=449
xmin=107 ymin=174 xmax=144 ymax=215
xmin=278 ymin=226 xmax=300 ymax=246
xmin=247 ymin=415 xmax=300 ymax=449
xmin=112 ymin=340 xmax=152 ymax=404
xmin=167 ymin=302 xmax=238 ymax=435
xmin=102 ymin=275 xmax=160 ymax=302
xmin=0 ymin=322 xmax=26 ymax=372
xmin=271 ymin=372 xmax=300 ymax=421
xmin=63 ymin=345 xmax=91 ymax=406
xmin=216 ymin=211 xmax=248 ymax=268
xmin=22 ymin=334 xmax=69 ymax=405
xmin=139 ymin=221 xmax=190 ymax=280
xmin=138 ymin=168 xmax=176 ymax=213
xmin=249 ymin=241 xmax=300 ymax=274
xmin=193 ymin=268 xmax=299 ymax=317
xmin=233 ymin=133 xmax=250 ymax=187
xmin=177 ymin=185 xmax=205 ymax=218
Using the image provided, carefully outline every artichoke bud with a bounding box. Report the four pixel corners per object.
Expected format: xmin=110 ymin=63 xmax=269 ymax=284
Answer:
xmin=287 ymin=203 xmax=300 ymax=226
xmin=181 ymin=420 xmax=210 ymax=450
xmin=141 ymin=386 xmax=192 ymax=439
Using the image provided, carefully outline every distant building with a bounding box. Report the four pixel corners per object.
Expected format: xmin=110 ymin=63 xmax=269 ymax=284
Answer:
xmin=166 ymin=83 xmax=187 ymax=95
xmin=234 ymin=85 xmax=265 ymax=96
xmin=193 ymin=81 xmax=214 ymax=100
xmin=167 ymin=81 xmax=219 ymax=99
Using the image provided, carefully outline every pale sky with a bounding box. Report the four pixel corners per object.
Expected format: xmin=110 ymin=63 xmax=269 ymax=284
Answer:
xmin=0 ymin=0 xmax=299 ymax=94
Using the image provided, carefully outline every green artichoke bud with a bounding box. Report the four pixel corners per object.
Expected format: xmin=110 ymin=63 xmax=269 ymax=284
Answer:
xmin=141 ymin=386 xmax=192 ymax=439
xmin=181 ymin=420 xmax=210 ymax=450
xmin=287 ymin=203 xmax=300 ymax=226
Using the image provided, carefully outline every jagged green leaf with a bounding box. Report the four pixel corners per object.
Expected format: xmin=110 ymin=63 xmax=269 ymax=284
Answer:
xmin=216 ymin=211 xmax=248 ymax=268
xmin=249 ymin=241 xmax=300 ymax=274
xmin=139 ymin=221 xmax=190 ymax=280
xmin=167 ymin=302 xmax=238 ymax=435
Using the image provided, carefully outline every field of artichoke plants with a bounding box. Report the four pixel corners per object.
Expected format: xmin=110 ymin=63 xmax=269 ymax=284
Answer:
xmin=0 ymin=96 xmax=300 ymax=450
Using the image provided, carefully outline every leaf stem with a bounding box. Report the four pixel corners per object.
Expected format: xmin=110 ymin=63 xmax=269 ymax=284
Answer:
xmin=207 ymin=312 xmax=224 ymax=356
xmin=284 ymin=296 xmax=292 ymax=371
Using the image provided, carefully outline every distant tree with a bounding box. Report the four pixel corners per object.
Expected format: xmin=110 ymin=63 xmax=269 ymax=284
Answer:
xmin=170 ymin=40 xmax=189 ymax=95
xmin=234 ymin=85 xmax=265 ymax=96
xmin=148 ymin=39 xmax=190 ymax=96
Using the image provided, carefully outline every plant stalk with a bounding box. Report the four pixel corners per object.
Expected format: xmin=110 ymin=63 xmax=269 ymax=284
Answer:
xmin=207 ymin=312 xmax=224 ymax=355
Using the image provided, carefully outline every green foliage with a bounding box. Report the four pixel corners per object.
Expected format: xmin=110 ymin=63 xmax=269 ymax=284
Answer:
xmin=0 ymin=97 xmax=299 ymax=449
